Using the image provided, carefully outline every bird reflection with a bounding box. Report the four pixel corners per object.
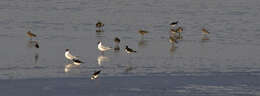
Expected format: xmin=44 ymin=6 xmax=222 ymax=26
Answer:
xmin=170 ymin=44 xmax=177 ymax=53
xmin=27 ymin=40 xmax=39 ymax=48
xmin=138 ymin=39 xmax=148 ymax=48
xmin=64 ymin=63 xmax=80 ymax=73
xmin=125 ymin=65 xmax=135 ymax=73
xmin=34 ymin=53 xmax=39 ymax=64
xmin=96 ymin=29 xmax=104 ymax=33
xmin=97 ymin=55 xmax=109 ymax=66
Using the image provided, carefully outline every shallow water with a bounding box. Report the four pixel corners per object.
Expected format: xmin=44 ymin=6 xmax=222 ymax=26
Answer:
xmin=0 ymin=0 xmax=260 ymax=95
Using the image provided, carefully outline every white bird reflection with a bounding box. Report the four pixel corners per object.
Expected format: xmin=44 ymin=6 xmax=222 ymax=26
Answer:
xmin=64 ymin=63 xmax=80 ymax=73
xmin=97 ymin=55 xmax=109 ymax=66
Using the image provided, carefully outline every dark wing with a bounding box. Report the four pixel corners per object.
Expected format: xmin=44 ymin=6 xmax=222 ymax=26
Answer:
xmin=93 ymin=70 xmax=101 ymax=75
xmin=73 ymin=59 xmax=84 ymax=63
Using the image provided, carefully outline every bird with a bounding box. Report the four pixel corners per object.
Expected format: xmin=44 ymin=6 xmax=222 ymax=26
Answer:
xmin=202 ymin=28 xmax=210 ymax=35
xmin=91 ymin=70 xmax=102 ymax=80
xmin=169 ymin=36 xmax=178 ymax=44
xmin=114 ymin=37 xmax=121 ymax=43
xmin=125 ymin=46 xmax=137 ymax=53
xmin=177 ymin=27 xmax=183 ymax=33
xmin=170 ymin=21 xmax=178 ymax=28
xmin=138 ymin=30 xmax=149 ymax=36
xmin=176 ymin=27 xmax=183 ymax=40
xmin=26 ymin=30 xmax=37 ymax=40
xmin=65 ymin=49 xmax=78 ymax=61
xmin=96 ymin=21 xmax=104 ymax=28
xmin=98 ymin=41 xmax=112 ymax=53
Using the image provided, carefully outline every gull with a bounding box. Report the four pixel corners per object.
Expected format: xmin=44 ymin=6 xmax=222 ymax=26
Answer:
xmin=26 ymin=30 xmax=37 ymax=40
xmin=65 ymin=49 xmax=79 ymax=62
xmin=98 ymin=41 xmax=111 ymax=53
xmin=170 ymin=21 xmax=178 ymax=28
xmin=91 ymin=70 xmax=102 ymax=80
xmin=125 ymin=45 xmax=137 ymax=53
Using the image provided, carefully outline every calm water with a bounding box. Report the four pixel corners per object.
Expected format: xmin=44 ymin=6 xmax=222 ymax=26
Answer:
xmin=0 ymin=0 xmax=260 ymax=95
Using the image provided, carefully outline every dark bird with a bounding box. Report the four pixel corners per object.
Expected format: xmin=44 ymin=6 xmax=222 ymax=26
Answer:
xmin=96 ymin=21 xmax=104 ymax=28
xmin=125 ymin=46 xmax=137 ymax=53
xmin=114 ymin=37 xmax=120 ymax=43
xmin=91 ymin=70 xmax=102 ymax=80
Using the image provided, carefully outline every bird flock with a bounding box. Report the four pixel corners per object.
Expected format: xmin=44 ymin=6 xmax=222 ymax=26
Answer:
xmin=26 ymin=20 xmax=210 ymax=80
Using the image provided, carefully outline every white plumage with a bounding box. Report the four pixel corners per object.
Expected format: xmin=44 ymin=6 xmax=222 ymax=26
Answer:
xmin=98 ymin=41 xmax=111 ymax=52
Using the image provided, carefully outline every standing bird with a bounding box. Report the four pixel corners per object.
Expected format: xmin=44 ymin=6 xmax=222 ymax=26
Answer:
xmin=96 ymin=21 xmax=104 ymax=29
xmin=202 ymin=28 xmax=210 ymax=35
xmin=98 ymin=41 xmax=112 ymax=54
xmin=91 ymin=70 xmax=102 ymax=80
xmin=170 ymin=21 xmax=178 ymax=28
xmin=114 ymin=37 xmax=121 ymax=51
xmin=125 ymin=45 xmax=137 ymax=53
xmin=65 ymin=49 xmax=78 ymax=61
xmin=26 ymin=30 xmax=37 ymax=40
xmin=138 ymin=30 xmax=149 ymax=36
xmin=176 ymin=27 xmax=183 ymax=40
xmin=114 ymin=37 xmax=121 ymax=43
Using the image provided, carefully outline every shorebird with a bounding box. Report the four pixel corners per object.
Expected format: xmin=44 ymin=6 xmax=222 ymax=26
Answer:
xmin=114 ymin=37 xmax=121 ymax=43
xmin=170 ymin=21 xmax=178 ymax=28
xmin=26 ymin=30 xmax=37 ymax=40
xmin=98 ymin=41 xmax=111 ymax=53
xmin=125 ymin=45 xmax=137 ymax=53
xmin=138 ymin=30 xmax=149 ymax=36
xmin=202 ymin=28 xmax=210 ymax=35
xmin=114 ymin=37 xmax=120 ymax=51
xmin=96 ymin=21 xmax=104 ymax=29
xmin=177 ymin=27 xmax=183 ymax=33
xmin=169 ymin=36 xmax=178 ymax=44
xmin=91 ymin=70 xmax=102 ymax=80
xmin=176 ymin=27 xmax=183 ymax=40
xmin=65 ymin=49 xmax=78 ymax=61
